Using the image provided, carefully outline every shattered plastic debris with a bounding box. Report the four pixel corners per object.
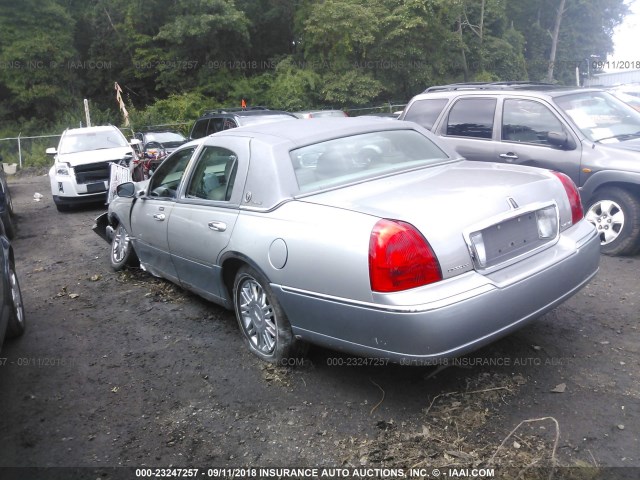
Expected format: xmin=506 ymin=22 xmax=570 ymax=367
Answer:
xmin=34 ymin=192 xmax=43 ymax=201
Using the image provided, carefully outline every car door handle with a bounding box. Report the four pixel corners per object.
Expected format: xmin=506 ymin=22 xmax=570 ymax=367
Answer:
xmin=499 ymin=152 xmax=519 ymax=162
xmin=153 ymin=213 xmax=166 ymax=221
xmin=208 ymin=221 xmax=227 ymax=232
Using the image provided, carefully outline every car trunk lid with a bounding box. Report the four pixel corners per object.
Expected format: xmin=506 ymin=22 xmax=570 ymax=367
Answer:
xmin=300 ymin=160 xmax=565 ymax=278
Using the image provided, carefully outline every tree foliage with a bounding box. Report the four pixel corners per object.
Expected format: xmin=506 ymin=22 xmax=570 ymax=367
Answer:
xmin=0 ymin=0 xmax=630 ymax=136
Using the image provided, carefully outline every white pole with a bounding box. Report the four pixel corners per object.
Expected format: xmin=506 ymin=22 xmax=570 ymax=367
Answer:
xmin=84 ymin=99 xmax=91 ymax=127
xmin=17 ymin=132 xmax=22 ymax=168
xmin=576 ymin=66 xmax=580 ymax=86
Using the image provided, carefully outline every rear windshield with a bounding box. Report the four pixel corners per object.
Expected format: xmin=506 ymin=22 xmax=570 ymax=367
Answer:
xmin=290 ymin=129 xmax=451 ymax=193
xmin=59 ymin=130 xmax=128 ymax=154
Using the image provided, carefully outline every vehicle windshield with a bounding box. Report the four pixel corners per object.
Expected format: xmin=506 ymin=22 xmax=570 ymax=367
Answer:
xmin=145 ymin=132 xmax=186 ymax=144
xmin=291 ymin=129 xmax=451 ymax=193
xmin=554 ymin=91 xmax=640 ymax=143
xmin=59 ymin=130 xmax=129 ymax=154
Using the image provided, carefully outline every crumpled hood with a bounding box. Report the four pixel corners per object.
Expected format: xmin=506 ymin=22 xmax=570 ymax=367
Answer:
xmin=56 ymin=147 xmax=134 ymax=167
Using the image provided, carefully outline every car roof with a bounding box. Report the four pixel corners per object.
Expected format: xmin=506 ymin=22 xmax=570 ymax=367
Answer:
xmin=213 ymin=117 xmax=419 ymax=148
xmin=414 ymin=84 xmax=605 ymax=100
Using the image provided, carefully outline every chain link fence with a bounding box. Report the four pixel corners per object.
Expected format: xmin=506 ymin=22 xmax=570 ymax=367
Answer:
xmin=0 ymin=134 xmax=61 ymax=172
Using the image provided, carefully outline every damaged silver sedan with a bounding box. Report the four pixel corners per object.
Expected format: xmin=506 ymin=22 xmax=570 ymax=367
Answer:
xmin=94 ymin=118 xmax=600 ymax=364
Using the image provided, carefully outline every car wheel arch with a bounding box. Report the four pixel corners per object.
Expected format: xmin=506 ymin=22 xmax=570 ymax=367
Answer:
xmin=220 ymin=253 xmax=272 ymax=304
xmin=580 ymin=171 xmax=640 ymax=203
xmin=585 ymin=184 xmax=640 ymax=255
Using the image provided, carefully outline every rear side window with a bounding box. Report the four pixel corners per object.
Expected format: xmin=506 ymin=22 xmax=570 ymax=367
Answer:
xmin=403 ymin=99 xmax=448 ymax=129
xmin=502 ymin=99 xmax=565 ymax=145
xmin=190 ymin=119 xmax=209 ymax=139
xmin=445 ymin=98 xmax=496 ymax=139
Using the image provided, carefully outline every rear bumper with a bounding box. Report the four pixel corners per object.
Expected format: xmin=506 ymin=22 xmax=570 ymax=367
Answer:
xmin=275 ymin=221 xmax=600 ymax=363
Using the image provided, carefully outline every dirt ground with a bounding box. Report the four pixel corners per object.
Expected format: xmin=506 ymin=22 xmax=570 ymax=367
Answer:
xmin=0 ymin=174 xmax=638 ymax=479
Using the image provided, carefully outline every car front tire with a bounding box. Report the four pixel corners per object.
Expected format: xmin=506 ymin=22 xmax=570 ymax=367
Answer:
xmin=585 ymin=187 xmax=640 ymax=256
xmin=233 ymin=265 xmax=302 ymax=363
xmin=110 ymin=223 xmax=138 ymax=270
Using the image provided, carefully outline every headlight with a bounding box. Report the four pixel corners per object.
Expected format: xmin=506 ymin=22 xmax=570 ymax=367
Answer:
xmin=56 ymin=163 xmax=70 ymax=176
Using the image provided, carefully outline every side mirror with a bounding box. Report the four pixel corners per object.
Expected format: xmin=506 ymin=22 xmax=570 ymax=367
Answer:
xmin=46 ymin=147 xmax=57 ymax=155
xmin=116 ymin=182 xmax=136 ymax=198
xmin=547 ymin=131 xmax=576 ymax=150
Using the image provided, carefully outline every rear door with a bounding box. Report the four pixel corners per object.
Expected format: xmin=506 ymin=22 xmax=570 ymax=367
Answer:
xmin=435 ymin=97 xmax=499 ymax=161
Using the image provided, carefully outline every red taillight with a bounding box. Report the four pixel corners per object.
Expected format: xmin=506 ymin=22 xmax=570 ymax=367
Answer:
xmin=369 ymin=219 xmax=442 ymax=293
xmin=552 ymin=171 xmax=583 ymax=226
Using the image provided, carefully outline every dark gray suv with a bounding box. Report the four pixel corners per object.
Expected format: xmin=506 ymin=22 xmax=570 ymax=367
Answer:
xmin=189 ymin=108 xmax=297 ymax=140
xmin=400 ymin=82 xmax=640 ymax=255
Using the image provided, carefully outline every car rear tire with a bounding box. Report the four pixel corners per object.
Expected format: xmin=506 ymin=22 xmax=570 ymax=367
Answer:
xmin=5 ymin=261 xmax=25 ymax=338
xmin=110 ymin=223 xmax=138 ymax=270
xmin=233 ymin=265 xmax=303 ymax=363
xmin=585 ymin=187 xmax=640 ymax=256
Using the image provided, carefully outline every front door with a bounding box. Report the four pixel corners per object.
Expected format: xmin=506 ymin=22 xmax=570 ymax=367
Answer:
xmin=130 ymin=146 xmax=196 ymax=281
xmin=496 ymin=97 xmax=583 ymax=183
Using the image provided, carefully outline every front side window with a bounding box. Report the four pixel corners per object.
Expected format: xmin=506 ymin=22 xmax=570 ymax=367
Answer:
xmin=502 ymin=99 xmax=565 ymax=146
xmin=445 ymin=98 xmax=496 ymax=139
xmin=291 ymin=129 xmax=451 ymax=193
xmin=223 ymin=119 xmax=237 ymax=130
xmin=148 ymin=147 xmax=195 ymax=198
xmin=185 ymin=146 xmax=238 ymax=201
xmin=403 ymin=99 xmax=448 ymax=130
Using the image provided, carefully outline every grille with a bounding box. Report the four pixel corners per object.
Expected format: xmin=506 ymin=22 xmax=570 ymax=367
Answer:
xmin=74 ymin=161 xmax=112 ymax=184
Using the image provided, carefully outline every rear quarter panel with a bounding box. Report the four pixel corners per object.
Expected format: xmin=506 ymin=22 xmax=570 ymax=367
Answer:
xmin=225 ymin=201 xmax=378 ymax=303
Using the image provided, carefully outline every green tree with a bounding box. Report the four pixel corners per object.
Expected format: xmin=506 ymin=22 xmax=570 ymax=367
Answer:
xmin=0 ymin=0 xmax=79 ymax=129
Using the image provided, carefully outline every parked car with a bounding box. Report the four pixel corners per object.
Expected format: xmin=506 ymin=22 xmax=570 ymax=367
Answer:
xmin=94 ymin=118 xmax=600 ymax=364
xmin=0 ymin=158 xmax=16 ymax=239
xmin=189 ymin=107 xmax=298 ymax=139
xmin=294 ymin=109 xmax=348 ymax=119
xmin=0 ymin=217 xmax=25 ymax=350
xmin=133 ymin=130 xmax=188 ymax=156
xmin=47 ymin=125 xmax=136 ymax=211
xmin=400 ymin=82 xmax=640 ymax=255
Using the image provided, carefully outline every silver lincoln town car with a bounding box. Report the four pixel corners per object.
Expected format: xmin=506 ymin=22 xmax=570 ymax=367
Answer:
xmin=94 ymin=117 xmax=600 ymax=364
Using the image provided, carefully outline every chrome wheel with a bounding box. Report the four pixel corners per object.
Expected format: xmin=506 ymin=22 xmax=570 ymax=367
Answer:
xmin=112 ymin=224 xmax=131 ymax=263
xmin=6 ymin=263 xmax=25 ymax=338
xmin=238 ymin=276 xmax=277 ymax=356
xmin=586 ymin=199 xmax=624 ymax=245
xmin=9 ymin=269 xmax=24 ymax=329
xmin=110 ymin=223 xmax=138 ymax=270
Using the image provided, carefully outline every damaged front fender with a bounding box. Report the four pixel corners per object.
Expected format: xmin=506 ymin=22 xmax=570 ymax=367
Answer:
xmin=92 ymin=212 xmax=114 ymax=244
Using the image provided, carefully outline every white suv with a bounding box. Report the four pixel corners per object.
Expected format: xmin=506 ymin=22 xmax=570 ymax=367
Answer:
xmin=47 ymin=126 xmax=135 ymax=211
